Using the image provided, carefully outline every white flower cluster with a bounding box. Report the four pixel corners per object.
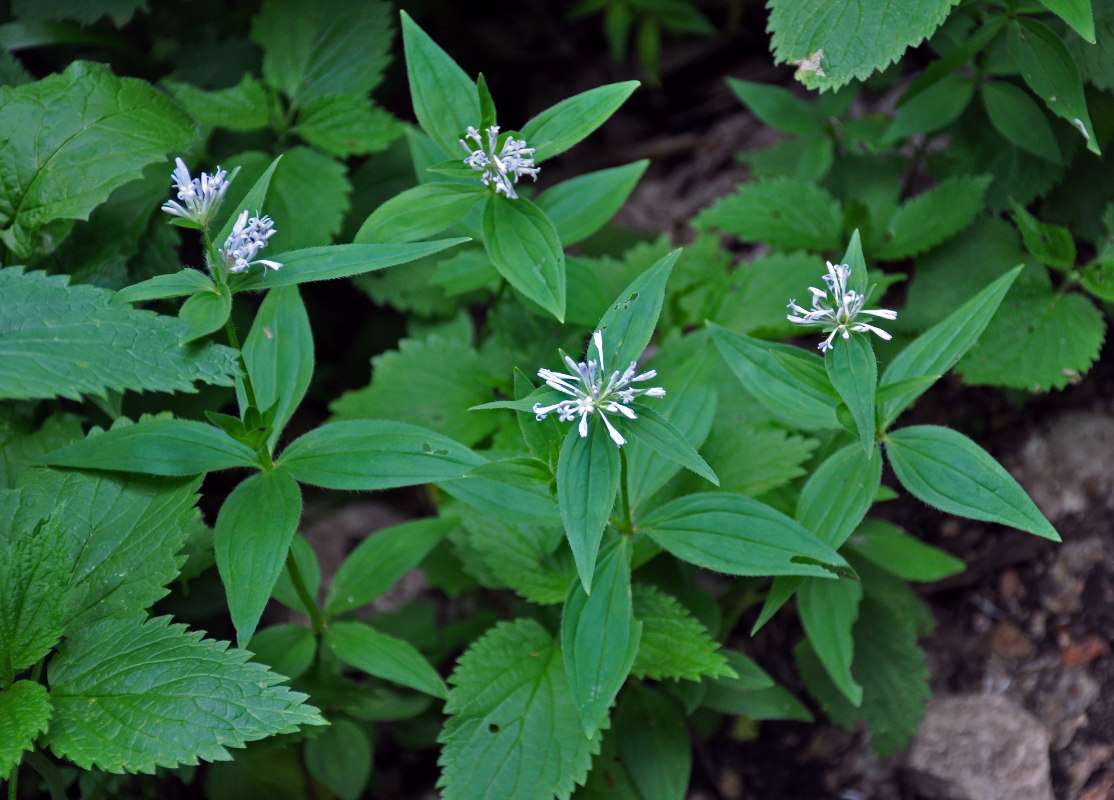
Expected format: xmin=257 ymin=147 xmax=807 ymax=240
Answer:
xmin=787 ymin=261 xmax=897 ymax=352
xmin=459 ymin=125 xmax=539 ymax=199
xmin=533 ymin=331 xmax=665 ymax=447
xmin=219 ymin=210 xmax=282 ymax=274
xmin=161 ymin=157 xmax=229 ymax=228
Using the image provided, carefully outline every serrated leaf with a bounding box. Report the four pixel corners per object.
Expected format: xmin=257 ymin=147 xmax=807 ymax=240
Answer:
xmin=614 ymin=685 xmax=691 ymax=800
xmin=799 ymin=577 xmax=863 ymax=706
xmin=438 ymin=619 xmax=601 ymax=800
xmin=12 ymin=0 xmax=146 ymax=25
xmin=0 ymin=680 xmax=51 ymax=780
xmin=1008 ymin=18 xmax=1099 ymax=154
xmin=16 ymin=468 xmax=201 ymax=629
xmin=796 ymin=598 xmax=929 ymax=756
xmin=956 ymin=288 xmax=1104 ymax=391
xmin=558 ymin=423 xmax=620 ymax=592
xmin=847 ymin=518 xmax=965 ymax=582
xmin=252 ymin=0 xmax=392 ymax=106
xmin=694 ymin=177 xmax=843 ymax=251
xmin=0 ymin=61 xmax=192 ymax=255
xmin=330 ymin=334 xmax=497 ymax=447
xmin=982 ymin=81 xmax=1062 ymax=164
xmin=639 ymin=493 xmax=847 ymax=578
xmin=710 ymin=250 xmax=829 ymax=338
xmin=325 ymin=620 xmax=447 ymax=699
xmin=326 ymin=516 xmax=455 ymax=615
xmin=45 ymin=615 xmax=324 ymax=773
xmin=304 ymin=717 xmax=372 ymax=800
xmin=461 ymin=512 xmax=573 ymax=605
xmin=43 ymin=419 xmax=260 ymax=475
xmin=537 ymin=160 xmax=648 ymax=246
xmin=294 ymin=94 xmax=400 ymax=157
xmin=562 ymin=542 xmax=640 ymax=736
xmin=278 ymin=419 xmax=483 ymax=490
xmin=699 ymin=423 xmax=817 ymax=498
xmin=768 ymin=0 xmax=958 ymax=92
xmin=630 ymin=583 xmax=733 ymax=682
xmin=885 ymin=424 xmax=1059 ymax=540
xmin=483 ymin=195 xmax=566 ymax=321
xmin=0 ymin=269 xmax=237 ymax=401
xmin=521 ymin=81 xmax=639 ymax=163
xmin=872 ymin=175 xmax=992 ymax=260
xmin=215 ymin=470 xmax=302 ymax=648
xmin=164 ymin=74 xmax=271 ymax=131
xmin=401 ymin=11 xmax=479 ymax=156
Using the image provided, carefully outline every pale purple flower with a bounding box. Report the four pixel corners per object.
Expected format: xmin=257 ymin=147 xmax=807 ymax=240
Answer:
xmin=161 ymin=157 xmax=229 ymax=227
xmin=460 ymin=125 xmax=539 ymax=199
xmin=219 ymin=210 xmax=282 ymax=274
xmin=787 ymin=261 xmax=897 ymax=352
xmin=532 ymin=331 xmax=665 ymax=447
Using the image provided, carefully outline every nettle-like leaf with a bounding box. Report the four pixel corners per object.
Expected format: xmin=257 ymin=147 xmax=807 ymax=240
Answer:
xmin=0 ymin=60 xmax=192 ymax=255
xmin=767 ymin=0 xmax=959 ymax=91
xmin=696 ymin=423 xmax=817 ymax=497
xmin=630 ymin=583 xmax=734 ymax=682
xmin=163 ymin=74 xmax=271 ymax=132
xmin=461 ymin=512 xmax=574 ymax=606
xmin=439 ymin=619 xmax=600 ymax=800
xmin=0 ymin=413 xmax=83 ymax=489
xmin=871 ymin=175 xmax=992 ymax=260
xmin=0 ymin=680 xmax=51 ymax=780
xmin=11 ymin=0 xmax=147 ymax=25
xmin=709 ymin=250 xmax=824 ymax=338
xmin=0 ymin=269 xmax=237 ymax=401
xmin=293 ymin=95 xmax=401 ymax=157
xmin=16 ymin=467 xmax=202 ymax=628
xmin=45 ymin=615 xmax=325 ymax=773
xmin=252 ymin=0 xmax=393 ymax=107
xmin=693 ymin=177 xmax=843 ymax=251
xmin=796 ymin=597 xmax=930 ymax=756
xmin=331 ymin=334 xmax=499 ymax=447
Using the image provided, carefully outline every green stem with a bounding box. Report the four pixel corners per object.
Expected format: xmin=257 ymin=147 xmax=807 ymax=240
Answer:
xmin=24 ymin=751 xmax=67 ymax=800
xmin=285 ymin=550 xmax=325 ymax=633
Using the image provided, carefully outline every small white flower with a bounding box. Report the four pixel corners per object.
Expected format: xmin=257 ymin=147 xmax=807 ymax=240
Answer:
xmin=219 ymin=210 xmax=282 ymax=274
xmin=532 ymin=331 xmax=665 ymax=447
xmin=161 ymin=157 xmax=229 ymax=227
xmin=787 ymin=261 xmax=897 ymax=352
xmin=459 ymin=125 xmax=539 ymax=199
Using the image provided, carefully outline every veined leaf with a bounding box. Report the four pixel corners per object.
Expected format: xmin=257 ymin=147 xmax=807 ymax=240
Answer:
xmin=982 ymin=81 xmax=1062 ymax=164
xmin=872 ymin=175 xmax=992 ymax=260
xmin=630 ymin=583 xmax=734 ymax=682
xmin=521 ymin=81 xmax=639 ymax=162
xmin=278 ymin=420 xmax=483 ymax=490
xmin=558 ymin=424 xmax=620 ymax=592
xmin=693 ymin=176 xmax=843 ymax=251
xmin=624 ymin=404 xmax=717 ymax=485
xmin=798 ymin=577 xmax=864 ymax=706
xmin=305 ymin=716 xmax=372 ymax=800
xmin=847 ymin=518 xmax=965 ymax=582
xmin=401 ymin=11 xmax=479 ymax=156
xmin=826 ymin=334 xmax=876 ymax=453
xmin=593 ymin=249 xmax=678 ymax=372
xmin=294 ymin=94 xmax=401 ymax=157
xmin=537 ymin=160 xmax=648 ymax=245
xmin=325 ymin=620 xmax=447 ymax=699
xmin=164 ymin=74 xmax=271 ymax=132
xmin=885 ymin=425 xmax=1059 ymax=540
xmin=614 ymin=685 xmax=691 ymax=800
xmin=438 ymin=619 xmax=600 ymax=800
xmin=726 ymin=77 xmax=824 ymax=136
xmin=796 ymin=442 xmax=882 ymax=548
xmin=45 ymin=615 xmax=325 ymax=773
xmin=483 ymin=195 xmax=566 ymax=321
xmin=0 ymin=413 xmax=82 ymax=489
xmin=0 ymin=680 xmax=51 ymax=781
xmin=248 ymin=624 xmax=315 ymax=682
xmin=461 ymin=512 xmax=573 ymax=606
xmin=0 ymin=269 xmax=237 ymax=401
xmin=1039 ymin=0 xmax=1096 ymax=42
xmin=0 ymin=61 xmax=192 ymax=255
xmin=113 ymin=269 xmax=216 ymax=304
xmin=357 ymin=183 xmax=486 ymax=243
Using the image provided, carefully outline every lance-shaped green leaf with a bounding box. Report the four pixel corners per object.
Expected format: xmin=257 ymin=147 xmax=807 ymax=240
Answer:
xmin=885 ymin=425 xmax=1059 ymax=541
xmin=558 ymin=423 xmax=620 ymax=592
xmin=798 ymin=442 xmax=882 ymax=549
xmin=0 ymin=513 xmax=72 ymax=683
xmin=215 ymin=471 xmax=303 ymax=647
xmin=522 ymin=81 xmax=639 ymax=162
xmin=483 ymin=195 xmax=566 ymax=321
xmin=401 ymin=11 xmax=479 ymax=156
xmin=878 ymin=266 xmax=1022 ymax=428
xmin=614 ymin=685 xmax=691 ymax=800
xmin=0 ymin=680 xmax=51 ymax=780
xmin=639 ymin=493 xmax=847 ymax=578
xmin=304 ymin=716 xmax=372 ymax=800
xmin=799 ymin=577 xmax=863 ymax=706
xmin=562 ymin=542 xmax=641 ymax=736
xmin=1011 ymin=200 xmax=1076 ymax=270
xmin=358 ymin=183 xmax=487 ymax=243
xmin=982 ymin=81 xmax=1062 ymax=165
xmin=325 ymin=620 xmax=447 ymax=699
xmin=43 ymin=419 xmax=260 ymax=475
xmin=230 ymin=239 xmax=469 ymax=290
xmin=709 ymin=322 xmax=839 ymax=429
xmin=826 ymin=334 xmax=876 ymax=453
xmin=593 ymin=249 xmax=678 ymax=371
xmin=847 ymin=519 xmax=965 ymax=582
xmin=1008 ymin=18 xmax=1099 ymax=154
xmin=45 ymin=615 xmax=325 ymax=773
xmin=241 ymin=286 xmax=313 ymax=449
xmin=438 ymin=619 xmax=601 ymax=800
xmin=178 ymin=284 xmax=232 ymax=343
xmin=278 ymin=420 xmax=483 ymax=490
xmin=537 ymin=160 xmax=648 ymax=245
xmin=1039 ymin=0 xmax=1096 ymax=42
xmin=0 ymin=61 xmax=192 ymax=255
xmin=113 ymin=269 xmax=216 ymax=304
xmin=726 ymin=77 xmax=825 ymax=136
xmin=625 ymin=404 xmax=717 ymax=485
xmin=326 ymin=517 xmax=455 ymax=615
xmin=0 ymin=269 xmax=237 ymax=401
